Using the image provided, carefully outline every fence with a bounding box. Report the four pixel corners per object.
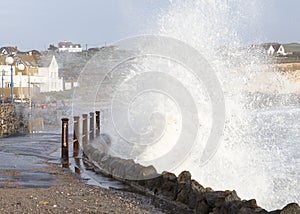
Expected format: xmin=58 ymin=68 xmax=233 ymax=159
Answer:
xmin=61 ymin=111 xmax=101 ymax=166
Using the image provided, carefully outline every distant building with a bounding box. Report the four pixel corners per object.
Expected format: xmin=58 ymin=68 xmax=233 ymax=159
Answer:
xmin=276 ymin=45 xmax=285 ymax=55
xmin=256 ymin=43 xmax=300 ymax=57
xmin=0 ymin=53 xmax=40 ymax=101
xmin=258 ymin=43 xmax=282 ymax=56
xmin=38 ymin=55 xmax=63 ymax=92
xmin=58 ymin=41 xmax=82 ymax=53
xmin=247 ymin=43 xmax=300 ymax=64
xmin=279 ymin=43 xmax=300 ymax=56
xmin=0 ymin=49 xmax=64 ymax=102
xmin=0 ymin=46 xmax=19 ymax=55
xmin=249 ymin=43 xmax=289 ymax=56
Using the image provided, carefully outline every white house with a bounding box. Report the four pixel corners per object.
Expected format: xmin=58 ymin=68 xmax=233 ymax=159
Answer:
xmin=266 ymin=45 xmax=275 ymax=55
xmin=58 ymin=41 xmax=82 ymax=53
xmin=38 ymin=55 xmax=63 ymax=92
xmin=276 ymin=45 xmax=287 ymax=56
xmin=0 ymin=50 xmax=67 ymax=102
xmin=0 ymin=64 xmax=16 ymax=89
xmin=262 ymin=43 xmax=290 ymax=56
xmin=0 ymin=53 xmax=39 ymax=101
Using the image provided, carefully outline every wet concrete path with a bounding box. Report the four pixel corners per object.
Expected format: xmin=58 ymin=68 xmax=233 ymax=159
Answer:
xmin=0 ymin=133 xmax=61 ymax=188
xmin=0 ymin=133 xmax=126 ymax=189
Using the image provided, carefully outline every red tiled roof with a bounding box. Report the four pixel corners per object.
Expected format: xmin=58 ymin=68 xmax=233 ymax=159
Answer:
xmin=0 ymin=46 xmax=19 ymax=55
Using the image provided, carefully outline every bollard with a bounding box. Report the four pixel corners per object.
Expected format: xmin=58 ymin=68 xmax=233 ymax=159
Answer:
xmin=89 ymin=112 xmax=95 ymax=141
xmin=73 ymin=116 xmax=80 ymax=156
xmin=96 ymin=111 xmax=100 ymax=137
xmin=61 ymin=118 xmax=69 ymax=165
xmin=82 ymin=114 xmax=88 ymax=145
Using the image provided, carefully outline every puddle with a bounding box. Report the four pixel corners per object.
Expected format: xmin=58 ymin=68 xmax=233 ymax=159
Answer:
xmin=48 ymin=145 xmax=127 ymax=190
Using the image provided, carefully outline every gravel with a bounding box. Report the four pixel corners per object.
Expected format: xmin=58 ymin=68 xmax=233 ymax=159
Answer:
xmin=0 ymin=164 xmax=165 ymax=214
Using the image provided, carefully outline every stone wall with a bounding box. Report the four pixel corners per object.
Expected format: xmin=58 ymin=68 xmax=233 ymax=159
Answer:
xmin=83 ymin=142 xmax=300 ymax=214
xmin=0 ymin=104 xmax=28 ymax=137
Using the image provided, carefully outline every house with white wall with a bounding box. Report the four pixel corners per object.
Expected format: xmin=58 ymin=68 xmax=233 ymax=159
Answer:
xmin=58 ymin=41 xmax=82 ymax=53
xmin=0 ymin=52 xmax=40 ymax=101
xmin=261 ymin=43 xmax=295 ymax=56
xmin=0 ymin=49 xmax=64 ymax=101
xmin=276 ymin=45 xmax=287 ymax=56
xmin=265 ymin=44 xmax=281 ymax=56
xmin=266 ymin=45 xmax=275 ymax=55
xmin=38 ymin=55 xmax=63 ymax=92
xmin=0 ymin=64 xmax=16 ymax=89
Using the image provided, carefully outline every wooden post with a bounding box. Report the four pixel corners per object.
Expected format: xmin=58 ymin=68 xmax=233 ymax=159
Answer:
xmin=96 ymin=111 xmax=100 ymax=137
xmin=89 ymin=112 xmax=94 ymax=141
xmin=61 ymin=118 xmax=69 ymax=166
xmin=75 ymin=157 xmax=81 ymax=174
xmin=82 ymin=114 xmax=88 ymax=145
xmin=73 ymin=116 xmax=80 ymax=156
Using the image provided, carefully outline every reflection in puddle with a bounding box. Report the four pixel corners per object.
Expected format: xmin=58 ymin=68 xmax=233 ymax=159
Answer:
xmin=0 ymin=133 xmax=126 ymax=189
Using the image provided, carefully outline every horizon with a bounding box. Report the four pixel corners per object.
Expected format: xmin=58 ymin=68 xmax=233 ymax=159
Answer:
xmin=0 ymin=0 xmax=300 ymax=51
xmin=3 ymin=41 xmax=300 ymax=53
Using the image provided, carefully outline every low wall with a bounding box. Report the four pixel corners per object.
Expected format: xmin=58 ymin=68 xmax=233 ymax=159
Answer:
xmin=0 ymin=104 xmax=28 ymax=137
xmin=83 ymin=142 xmax=300 ymax=214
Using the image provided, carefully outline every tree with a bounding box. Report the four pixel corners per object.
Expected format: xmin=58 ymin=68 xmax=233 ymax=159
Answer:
xmin=48 ymin=44 xmax=58 ymax=52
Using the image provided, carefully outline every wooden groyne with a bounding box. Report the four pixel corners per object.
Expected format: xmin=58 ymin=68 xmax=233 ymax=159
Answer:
xmin=60 ymin=111 xmax=101 ymax=166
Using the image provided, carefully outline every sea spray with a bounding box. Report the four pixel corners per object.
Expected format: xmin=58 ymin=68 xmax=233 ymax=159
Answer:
xmin=157 ymin=0 xmax=299 ymax=210
xmin=72 ymin=0 xmax=299 ymax=210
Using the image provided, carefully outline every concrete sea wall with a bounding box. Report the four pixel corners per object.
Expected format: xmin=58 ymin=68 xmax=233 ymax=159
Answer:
xmin=83 ymin=142 xmax=300 ymax=214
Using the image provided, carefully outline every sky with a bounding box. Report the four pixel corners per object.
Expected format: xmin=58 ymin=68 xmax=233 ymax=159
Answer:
xmin=0 ymin=0 xmax=299 ymax=51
